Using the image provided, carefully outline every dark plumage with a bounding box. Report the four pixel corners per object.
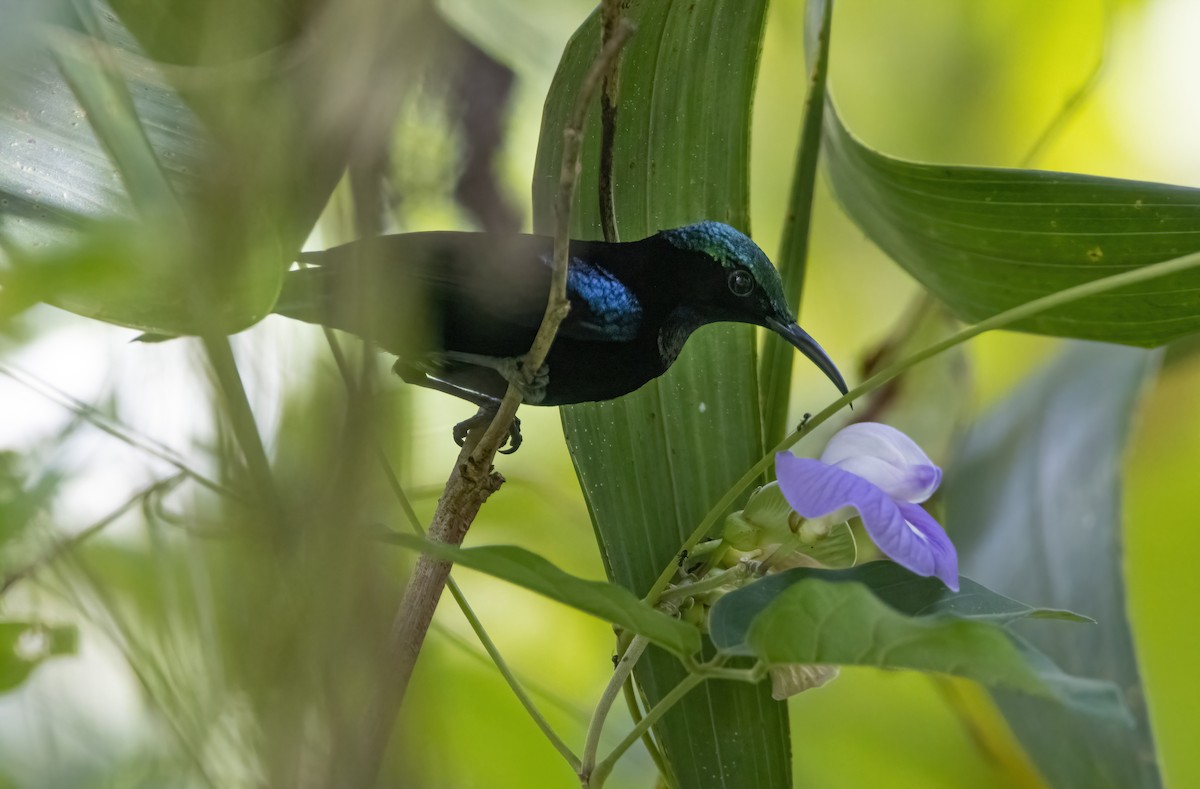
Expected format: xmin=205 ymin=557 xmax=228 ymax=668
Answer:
xmin=275 ymin=221 xmax=847 ymax=450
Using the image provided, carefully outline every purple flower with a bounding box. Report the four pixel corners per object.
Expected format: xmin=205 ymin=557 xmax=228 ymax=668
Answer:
xmin=775 ymin=423 xmax=958 ymax=591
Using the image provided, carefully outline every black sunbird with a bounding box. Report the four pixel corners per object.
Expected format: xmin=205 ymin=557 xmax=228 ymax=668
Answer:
xmin=275 ymin=221 xmax=848 ymax=452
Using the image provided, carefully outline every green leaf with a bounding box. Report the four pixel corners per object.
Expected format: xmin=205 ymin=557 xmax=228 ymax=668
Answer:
xmin=0 ymin=11 xmax=142 ymax=252
xmin=709 ymin=564 xmax=1121 ymax=719
xmin=946 ymin=342 xmax=1161 ymax=788
xmin=0 ymin=621 xmax=78 ymax=694
xmin=822 ymin=110 xmax=1200 ymax=347
xmin=532 ymin=2 xmax=788 ymax=786
xmin=0 ymin=7 xmax=281 ymax=335
xmin=385 ymin=536 xmax=701 ymax=658
xmin=50 ymin=26 xmax=182 ymax=219
xmin=0 ymin=452 xmax=61 ymax=556
xmin=806 ymin=3 xmax=1200 ymax=347
xmin=710 ymin=563 xmax=1090 ymax=657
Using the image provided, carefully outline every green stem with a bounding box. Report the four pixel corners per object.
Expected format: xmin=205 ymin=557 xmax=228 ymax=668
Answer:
xmin=759 ymin=0 xmax=834 ymax=444
xmin=448 ymin=578 xmax=581 ymax=770
xmin=387 ymin=472 xmax=578 ymax=765
xmin=581 ymin=635 xmax=650 ymax=779
xmin=318 ymin=328 xmax=580 ymax=769
xmin=620 ymin=677 xmax=672 ymax=785
xmin=1019 ymin=0 xmax=1113 ymax=167
xmin=433 ymin=622 xmax=589 ymax=725
xmin=658 ymin=564 xmax=747 ymax=604
xmin=200 ymin=334 xmax=281 ymax=527
xmin=690 ymin=663 xmax=767 ymax=683
xmin=644 ymin=246 xmax=1200 ymax=604
xmin=588 ymin=673 xmax=707 ymax=788
xmin=0 ymin=363 xmax=240 ymax=502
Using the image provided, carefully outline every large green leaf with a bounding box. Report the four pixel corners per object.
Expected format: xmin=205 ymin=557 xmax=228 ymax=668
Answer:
xmin=806 ymin=2 xmax=1200 ymax=348
xmin=2 ymin=0 xmax=430 ymax=335
xmin=385 ymin=537 xmax=701 ymax=657
xmin=0 ymin=4 xmax=281 ymax=334
xmin=709 ymin=566 xmax=1125 ymax=720
xmin=532 ymin=2 xmax=788 ymax=786
xmin=710 ymin=563 xmax=1090 ymax=655
xmin=946 ymin=342 xmax=1160 ymax=788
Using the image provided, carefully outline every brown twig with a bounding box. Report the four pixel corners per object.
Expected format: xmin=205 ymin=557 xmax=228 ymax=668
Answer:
xmin=472 ymin=19 xmax=635 ymax=463
xmin=357 ymin=17 xmax=636 ymax=785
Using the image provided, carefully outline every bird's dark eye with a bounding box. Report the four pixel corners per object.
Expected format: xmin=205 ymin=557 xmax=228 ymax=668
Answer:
xmin=727 ymin=269 xmax=754 ymax=297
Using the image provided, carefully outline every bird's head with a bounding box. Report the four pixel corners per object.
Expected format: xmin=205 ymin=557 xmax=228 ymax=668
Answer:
xmin=659 ymin=221 xmax=848 ymax=396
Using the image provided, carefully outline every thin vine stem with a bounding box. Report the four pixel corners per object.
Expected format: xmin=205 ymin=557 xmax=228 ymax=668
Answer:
xmin=620 ymin=677 xmax=672 ymax=784
xmin=447 ymin=578 xmax=581 ymax=769
xmin=384 ymin=443 xmax=580 ymax=768
xmin=200 ymin=333 xmax=282 ymax=530
xmin=759 ymin=0 xmax=834 ymax=443
xmin=1019 ymin=0 xmax=1113 ymax=167
xmin=580 ymin=635 xmax=649 ymax=779
xmin=0 ymin=362 xmax=241 ymax=502
xmin=598 ymin=0 xmax=624 ymax=244
xmin=433 ymin=621 xmax=590 ymax=725
xmin=317 ymin=327 xmax=580 ymax=769
xmin=657 ymin=564 xmax=747 ymax=604
xmin=644 ymin=246 xmax=1200 ymax=605
xmin=587 ymin=673 xmax=707 ymax=788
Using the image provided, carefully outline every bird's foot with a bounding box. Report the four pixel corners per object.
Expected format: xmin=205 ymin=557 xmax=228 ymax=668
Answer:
xmin=453 ymin=407 xmax=523 ymax=454
xmin=514 ymin=357 xmax=550 ymax=403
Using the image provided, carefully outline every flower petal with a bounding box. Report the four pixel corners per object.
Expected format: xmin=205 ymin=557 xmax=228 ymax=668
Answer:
xmin=896 ymin=502 xmax=959 ymax=591
xmin=776 ymin=453 xmax=942 ymax=580
xmin=819 ymin=423 xmax=941 ymax=503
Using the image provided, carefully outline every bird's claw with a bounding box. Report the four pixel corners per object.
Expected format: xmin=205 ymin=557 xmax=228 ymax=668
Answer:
xmin=516 ymin=358 xmax=550 ymax=389
xmin=513 ymin=358 xmax=550 ymax=404
xmin=453 ymin=408 xmax=523 ymax=454
xmin=499 ymin=420 xmax=523 ymax=454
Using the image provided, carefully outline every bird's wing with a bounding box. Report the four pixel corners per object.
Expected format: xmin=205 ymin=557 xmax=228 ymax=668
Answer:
xmin=280 ymin=232 xmax=642 ymax=354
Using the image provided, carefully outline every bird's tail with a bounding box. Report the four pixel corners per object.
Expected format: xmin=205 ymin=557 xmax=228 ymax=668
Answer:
xmin=273 ymin=264 xmax=334 ymax=326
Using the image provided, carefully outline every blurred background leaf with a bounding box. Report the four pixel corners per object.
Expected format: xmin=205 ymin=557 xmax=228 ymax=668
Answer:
xmin=0 ymin=622 xmax=76 ymax=694
xmin=947 ymin=342 xmax=1160 ymax=788
xmin=0 ymin=4 xmax=281 ymax=335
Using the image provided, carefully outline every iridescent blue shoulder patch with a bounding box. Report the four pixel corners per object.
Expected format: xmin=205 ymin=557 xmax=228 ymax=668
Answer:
xmin=552 ymin=256 xmax=642 ymax=342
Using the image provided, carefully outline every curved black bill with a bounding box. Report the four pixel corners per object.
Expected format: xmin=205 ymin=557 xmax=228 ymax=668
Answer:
xmin=765 ymin=318 xmax=849 ymax=396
